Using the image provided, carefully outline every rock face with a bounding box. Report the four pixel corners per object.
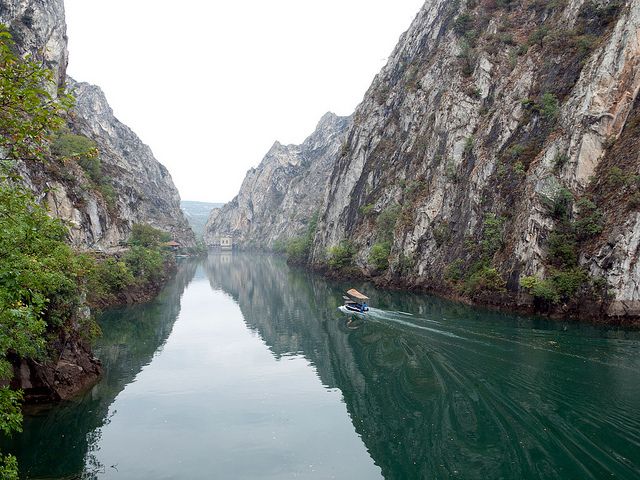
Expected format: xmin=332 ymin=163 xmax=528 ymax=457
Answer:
xmin=1 ymin=0 xmax=195 ymax=402
xmin=0 ymin=0 xmax=68 ymax=90
xmin=204 ymin=113 xmax=351 ymax=249
xmin=308 ymin=0 xmax=640 ymax=319
xmin=63 ymin=78 xmax=196 ymax=248
xmin=1 ymin=0 xmax=195 ymax=249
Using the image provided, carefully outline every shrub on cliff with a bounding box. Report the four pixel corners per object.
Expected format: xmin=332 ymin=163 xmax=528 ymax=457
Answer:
xmin=328 ymin=241 xmax=356 ymax=270
xmin=52 ymin=132 xmax=100 ymax=181
xmin=369 ymin=242 xmax=391 ymax=272
xmin=284 ymin=212 xmax=319 ymax=265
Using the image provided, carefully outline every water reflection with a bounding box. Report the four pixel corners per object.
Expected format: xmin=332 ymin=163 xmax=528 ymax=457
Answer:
xmin=204 ymin=253 xmax=640 ymax=480
xmin=6 ymin=260 xmax=198 ymax=479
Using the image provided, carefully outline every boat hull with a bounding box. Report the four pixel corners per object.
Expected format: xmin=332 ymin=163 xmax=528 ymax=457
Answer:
xmin=339 ymin=305 xmax=369 ymax=316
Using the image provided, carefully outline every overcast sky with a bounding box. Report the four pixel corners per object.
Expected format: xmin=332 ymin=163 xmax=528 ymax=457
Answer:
xmin=64 ymin=0 xmax=424 ymax=203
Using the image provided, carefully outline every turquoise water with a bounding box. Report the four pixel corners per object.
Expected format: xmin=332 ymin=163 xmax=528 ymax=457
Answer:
xmin=5 ymin=254 xmax=640 ymax=479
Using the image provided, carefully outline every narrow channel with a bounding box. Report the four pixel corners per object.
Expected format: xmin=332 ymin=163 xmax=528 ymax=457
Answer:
xmin=7 ymin=254 xmax=640 ymax=479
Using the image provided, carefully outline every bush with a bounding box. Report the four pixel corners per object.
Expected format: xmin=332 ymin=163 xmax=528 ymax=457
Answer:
xmin=328 ymin=242 xmax=356 ymax=270
xmin=445 ymin=259 xmax=465 ymax=282
xmin=359 ymin=203 xmax=375 ymax=216
xmin=124 ymin=246 xmax=166 ymax=285
xmin=433 ymin=222 xmax=451 ymax=247
xmin=284 ymin=212 xmax=319 ymax=265
xmin=520 ymin=276 xmax=560 ymax=304
xmin=376 ymin=205 xmax=400 ymax=243
xmin=464 ymin=266 xmax=506 ymax=295
xmin=52 ymin=133 xmax=100 ymax=181
xmin=547 ymin=232 xmax=578 ymax=268
xmin=543 ymin=188 xmax=573 ymax=221
xmin=540 ymin=93 xmax=560 ymax=120
xmin=286 ymin=236 xmax=311 ymax=265
xmin=129 ymin=224 xmax=171 ymax=248
xmin=481 ymin=213 xmax=505 ymax=257
xmin=396 ymin=253 xmax=415 ymax=276
xmin=553 ymin=153 xmax=569 ymax=172
xmin=574 ymin=198 xmax=603 ymax=240
xmin=520 ymin=268 xmax=588 ymax=304
xmin=368 ymin=242 xmax=391 ymax=272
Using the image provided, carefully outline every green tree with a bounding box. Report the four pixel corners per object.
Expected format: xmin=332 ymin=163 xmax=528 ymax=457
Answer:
xmin=0 ymin=175 xmax=86 ymax=475
xmin=0 ymin=26 xmax=76 ymax=477
xmin=0 ymin=26 xmax=72 ymax=162
xmin=129 ymin=223 xmax=171 ymax=248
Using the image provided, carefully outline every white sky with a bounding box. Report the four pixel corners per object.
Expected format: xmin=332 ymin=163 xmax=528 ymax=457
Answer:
xmin=64 ymin=0 xmax=424 ymax=202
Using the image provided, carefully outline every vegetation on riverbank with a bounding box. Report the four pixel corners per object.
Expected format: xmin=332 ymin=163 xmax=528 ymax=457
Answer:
xmin=0 ymin=27 xmax=181 ymax=477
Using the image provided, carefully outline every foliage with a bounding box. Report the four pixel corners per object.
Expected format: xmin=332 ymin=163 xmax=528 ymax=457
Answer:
xmin=543 ymin=187 xmax=573 ymax=221
xmin=521 ymin=268 xmax=589 ymax=305
xmin=607 ymin=166 xmax=627 ymax=186
xmin=0 ymin=27 xmax=80 ymax=477
xmin=547 ymin=232 xmax=578 ymax=268
xmin=463 ymin=136 xmax=474 ymax=156
xmin=464 ymin=265 xmax=506 ymax=295
xmin=480 ymin=213 xmax=505 ymax=258
xmin=272 ymin=239 xmax=287 ymax=254
xmin=527 ymin=26 xmax=549 ymax=47
xmin=286 ymin=236 xmax=312 ymax=265
xmin=396 ymin=253 xmax=415 ymax=277
xmin=574 ymin=197 xmax=603 ymax=240
xmin=376 ymin=205 xmax=400 ymax=243
xmin=0 ymin=175 xmax=95 ymax=477
xmin=453 ymin=13 xmax=474 ymax=36
xmin=368 ymin=242 xmax=391 ymax=272
xmin=433 ymin=222 xmax=451 ymax=247
xmin=328 ymin=241 xmax=356 ymax=270
xmin=445 ymin=259 xmax=465 ymax=282
xmin=0 ymin=26 xmax=73 ymax=161
xmin=285 ymin=212 xmax=319 ymax=265
xmin=520 ymin=276 xmax=560 ymax=304
xmin=52 ymin=132 xmax=100 ymax=182
xmin=359 ymin=203 xmax=375 ymax=216
xmin=553 ymin=153 xmax=569 ymax=172
xmin=85 ymin=257 xmax=135 ymax=303
xmin=521 ymin=93 xmax=560 ymax=120
xmin=129 ymin=223 xmax=171 ymax=248
xmin=0 ymin=453 xmax=18 ymax=480
xmin=123 ymin=246 xmax=166 ymax=285
xmin=540 ymin=93 xmax=560 ymax=120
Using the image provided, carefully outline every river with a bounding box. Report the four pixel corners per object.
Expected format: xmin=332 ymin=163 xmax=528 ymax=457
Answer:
xmin=5 ymin=253 xmax=640 ymax=479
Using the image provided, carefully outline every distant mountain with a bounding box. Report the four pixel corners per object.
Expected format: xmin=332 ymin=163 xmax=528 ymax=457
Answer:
xmin=181 ymin=201 xmax=223 ymax=239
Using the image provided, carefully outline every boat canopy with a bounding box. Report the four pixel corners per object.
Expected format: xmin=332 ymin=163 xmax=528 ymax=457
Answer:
xmin=347 ymin=289 xmax=369 ymax=301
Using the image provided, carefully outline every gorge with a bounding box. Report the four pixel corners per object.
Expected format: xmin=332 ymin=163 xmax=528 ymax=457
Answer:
xmin=207 ymin=0 xmax=640 ymax=323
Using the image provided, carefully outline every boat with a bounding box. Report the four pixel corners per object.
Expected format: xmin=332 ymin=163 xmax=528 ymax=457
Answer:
xmin=342 ymin=288 xmax=370 ymax=314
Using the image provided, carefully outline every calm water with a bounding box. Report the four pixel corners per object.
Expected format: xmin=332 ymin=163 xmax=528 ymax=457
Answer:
xmin=4 ymin=253 xmax=640 ymax=479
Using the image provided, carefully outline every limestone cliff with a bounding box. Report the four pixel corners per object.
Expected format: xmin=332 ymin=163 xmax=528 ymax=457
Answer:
xmin=0 ymin=0 xmax=68 ymax=90
xmin=309 ymin=0 xmax=640 ymax=319
xmin=204 ymin=113 xmax=351 ymax=249
xmin=63 ymin=78 xmax=195 ymax=248
xmin=1 ymin=0 xmax=195 ymax=249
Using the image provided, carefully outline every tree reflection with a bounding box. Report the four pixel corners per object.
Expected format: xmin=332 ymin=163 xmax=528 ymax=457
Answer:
xmin=3 ymin=260 xmax=198 ymax=479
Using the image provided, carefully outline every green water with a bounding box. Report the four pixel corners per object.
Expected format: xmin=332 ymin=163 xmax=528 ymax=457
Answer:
xmin=5 ymin=254 xmax=640 ymax=479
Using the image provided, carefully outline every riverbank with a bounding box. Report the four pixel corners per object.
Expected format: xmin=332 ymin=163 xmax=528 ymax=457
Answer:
xmin=310 ymin=261 xmax=640 ymax=329
xmin=11 ymin=249 xmax=181 ymax=405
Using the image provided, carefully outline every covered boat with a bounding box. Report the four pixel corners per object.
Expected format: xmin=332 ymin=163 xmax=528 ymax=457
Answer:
xmin=342 ymin=289 xmax=370 ymax=314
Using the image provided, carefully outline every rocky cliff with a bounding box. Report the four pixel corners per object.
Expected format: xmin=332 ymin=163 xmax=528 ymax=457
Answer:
xmin=302 ymin=0 xmax=640 ymax=320
xmin=204 ymin=113 xmax=351 ymax=249
xmin=1 ymin=0 xmax=195 ymax=249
